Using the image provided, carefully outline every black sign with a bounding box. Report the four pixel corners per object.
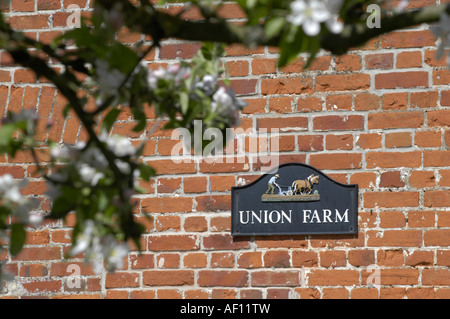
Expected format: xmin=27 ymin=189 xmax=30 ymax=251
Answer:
xmin=231 ymin=163 xmax=358 ymax=236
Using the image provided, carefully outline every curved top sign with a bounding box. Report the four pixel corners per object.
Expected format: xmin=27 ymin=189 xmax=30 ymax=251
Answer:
xmin=231 ymin=163 xmax=358 ymax=236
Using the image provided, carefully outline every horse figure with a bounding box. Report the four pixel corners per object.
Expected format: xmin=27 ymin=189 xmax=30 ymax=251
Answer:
xmin=291 ymin=174 xmax=319 ymax=195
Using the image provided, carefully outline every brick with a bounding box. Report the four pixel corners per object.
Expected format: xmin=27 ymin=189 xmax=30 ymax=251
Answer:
xmin=183 ymin=176 xmax=207 ymax=193
xmin=313 ymin=115 xmax=364 ymax=131
xmin=410 ymin=91 xmax=438 ymax=108
xmin=13 ymin=247 xmax=61 ymax=261
xmin=37 ymin=0 xmax=61 ymax=10
xmin=379 ymin=211 xmax=406 ymax=228
xmin=320 ymin=251 xmax=346 ymax=268
xmin=409 ymin=211 xmax=435 ymax=228
xmin=225 ymin=60 xmax=249 ymax=77
xmin=155 ymin=215 xmax=181 ymax=231
xmin=183 ymin=252 xmax=207 ymax=268
xmin=308 ymin=56 xmax=332 ymax=71
xmin=350 ymin=172 xmax=377 ymax=188
xmin=379 ymin=269 xmax=419 ymax=285
xmin=184 ymin=216 xmax=207 ymax=232
xmin=229 ymin=79 xmax=258 ymax=95
xmin=307 ymin=269 xmax=359 ymax=286
xmin=409 ymin=171 xmax=435 ymax=188
xmin=309 ymin=153 xmax=362 ymax=170
xmin=335 ymin=54 xmax=361 ymax=71
xmin=22 ymin=280 xmax=62 ymax=294
xmin=257 ymin=116 xmax=308 ymax=132
xmin=237 ymin=252 xmax=262 ymax=268
xmin=211 ymin=252 xmax=234 ymax=268
xmin=382 ymin=92 xmax=408 ymax=110
xmin=292 ymin=251 xmax=318 ymax=267
xmin=348 ymin=250 xmax=375 ymax=267
xmin=326 ymin=134 xmax=353 ymax=150
xmin=252 ymin=58 xmax=277 ymax=75
xmin=423 ymin=151 xmax=450 ymax=167
xmin=143 ymin=270 xmax=194 ymax=286
xmin=366 ymin=151 xmax=421 ymax=168
xmin=381 ymin=30 xmax=436 ymax=48
xmin=20 ymin=264 xmax=49 ymax=277
xmin=367 ymin=230 xmax=422 ymax=247
xmin=405 ymin=250 xmax=434 ymax=266
xmin=396 ymin=51 xmax=422 ymax=68
xmin=326 ymin=94 xmax=352 ymax=111
xmin=263 ymin=251 xmax=290 ymax=268
xmin=156 ymin=177 xmax=181 ymax=193
xmin=12 ymin=0 xmax=34 ymax=11
xmin=298 ymin=135 xmax=324 ymax=152
xmin=198 ymin=270 xmax=248 ymax=287
xmin=147 ymin=235 xmax=198 ymax=251
xmin=433 ymin=69 xmax=450 ymax=85
xmin=365 ymin=53 xmax=394 ymax=69
xmin=315 ymin=74 xmax=370 ymax=91
xmin=355 ymin=93 xmax=380 ymax=111
xmin=159 ymin=43 xmax=202 ymax=59
xmin=105 ymin=272 xmax=139 ymax=288
xmin=251 ymin=270 xmax=300 ymax=287
xmin=375 ymin=71 xmax=428 ymax=89
xmin=380 ymin=171 xmax=405 ymax=188
xmin=385 ymin=132 xmax=412 ymax=148
xmin=141 ymin=197 xmax=192 ymax=213
xmin=441 ymin=91 xmax=450 ymax=106
xmin=9 ymin=15 xmax=50 ymax=30
xmin=297 ymin=97 xmax=323 ymax=112
xmin=424 ymin=191 xmax=450 ymax=208
xmin=368 ymin=111 xmax=424 ymax=130
xmin=145 ymin=159 xmax=197 ymax=175
xmin=414 ymin=131 xmax=441 ymax=148
xmin=422 ymin=269 xmax=450 ymax=286
xmin=364 ymin=192 xmax=419 ymax=208
xmin=356 ymin=133 xmax=382 ymax=149
xmin=427 ymin=110 xmax=450 ymax=127
xmin=268 ymin=97 xmax=293 ymax=113
xmin=203 ymin=234 xmax=250 ymax=250
xmin=261 ymin=77 xmax=312 ymax=95
xmin=279 ymin=57 xmax=305 ymax=73
xmin=195 ymin=195 xmax=231 ymax=211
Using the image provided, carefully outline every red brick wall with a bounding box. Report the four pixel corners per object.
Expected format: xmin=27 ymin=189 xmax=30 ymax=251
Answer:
xmin=1 ymin=0 xmax=450 ymax=299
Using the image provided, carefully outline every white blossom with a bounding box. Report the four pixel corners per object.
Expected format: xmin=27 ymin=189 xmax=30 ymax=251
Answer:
xmin=70 ymin=220 xmax=95 ymax=256
xmin=287 ymin=0 xmax=343 ymax=36
xmin=105 ymin=240 xmax=129 ymax=271
xmin=212 ymin=87 xmax=234 ymax=112
xmin=106 ymin=135 xmax=135 ymax=157
xmin=79 ymin=163 xmax=105 ymax=186
xmin=69 ymin=220 xmax=130 ymax=274
xmin=0 ymin=174 xmax=22 ymax=203
xmin=28 ymin=213 xmax=44 ymax=226
xmin=195 ymin=74 xmax=217 ymax=95
xmin=95 ymin=59 xmax=126 ymax=94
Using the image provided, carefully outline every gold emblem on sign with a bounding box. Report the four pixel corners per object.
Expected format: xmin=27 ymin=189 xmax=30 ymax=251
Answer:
xmin=262 ymin=174 xmax=320 ymax=202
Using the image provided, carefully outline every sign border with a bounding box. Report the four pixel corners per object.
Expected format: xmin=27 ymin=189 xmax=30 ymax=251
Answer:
xmin=231 ymin=162 xmax=359 ymax=236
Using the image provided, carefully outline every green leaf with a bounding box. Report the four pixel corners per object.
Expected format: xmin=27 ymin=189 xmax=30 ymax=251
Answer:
xmin=265 ymin=17 xmax=285 ymax=39
xmin=102 ymin=108 xmax=122 ymax=132
xmin=10 ymin=223 xmax=26 ymax=257
xmin=50 ymin=197 xmax=74 ymax=218
xmin=179 ymin=91 xmax=189 ymax=115
xmin=139 ymin=163 xmax=156 ymax=181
